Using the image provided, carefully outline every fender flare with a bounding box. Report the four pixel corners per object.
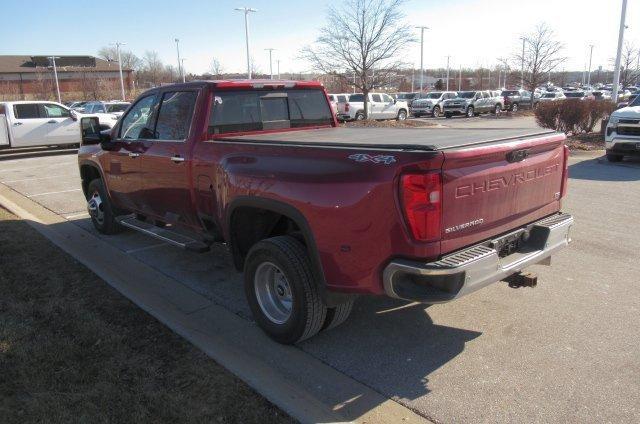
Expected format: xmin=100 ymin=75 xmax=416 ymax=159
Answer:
xmin=225 ymin=196 xmax=352 ymax=307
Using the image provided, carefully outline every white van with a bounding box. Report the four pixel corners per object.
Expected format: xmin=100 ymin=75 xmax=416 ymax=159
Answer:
xmin=0 ymin=101 xmax=82 ymax=148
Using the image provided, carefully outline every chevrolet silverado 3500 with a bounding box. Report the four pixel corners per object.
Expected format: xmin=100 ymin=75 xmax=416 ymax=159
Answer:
xmin=78 ymin=80 xmax=573 ymax=344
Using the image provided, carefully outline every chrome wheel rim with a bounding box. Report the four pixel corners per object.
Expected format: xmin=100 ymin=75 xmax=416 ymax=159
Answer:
xmin=87 ymin=190 xmax=104 ymax=225
xmin=254 ymin=262 xmax=293 ymax=324
xmin=467 ymin=108 xmax=474 ymax=117
xmin=433 ymin=107 xmax=440 ymax=117
xmin=512 ymin=104 xmax=518 ymax=112
xmin=495 ymin=105 xmax=501 ymax=114
xmin=398 ymin=111 xmax=406 ymax=121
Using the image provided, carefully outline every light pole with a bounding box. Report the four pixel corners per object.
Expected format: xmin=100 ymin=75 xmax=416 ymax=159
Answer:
xmin=174 ymin=38 xmax=182 ymax=82
xmin=520 ymin=36 xmax=526 ymax=88
xmin=636 ymin=49 xmax=639 ymax=86
xmin=49 ymin=56 xmax=61 ymax=103
xmin=458 ymin=65 xmax=462 ymax=91
xmin=446 ymin=56 xmax=450 ymax=91
xmin=235 ymin=7 xmax=258 ymax=78
xmin=112 ymin=42 xmax=126 ymax=100
xmin=612 ymin=0 xmax=627 ymax=102
xmin=277 ymin=59 xmax=280 ymax=79
xmin=265 ymin=48 xmax=275 ymax=79
xmin=415 ymin=26 xmax=429 ymax=92
xmin=181 ymin=58 xmax=187 ymax=83
xmin=587 ymin=44 xmax=594 ymax=87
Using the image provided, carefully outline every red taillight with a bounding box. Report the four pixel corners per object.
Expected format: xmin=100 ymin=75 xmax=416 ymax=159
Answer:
xmin=345 ymin=103 xmax=350 ymax=112
xmin=560 ymin=145 xmax=570 ymax=198
xmin=401 ymin=173 xmax=442 ymax=241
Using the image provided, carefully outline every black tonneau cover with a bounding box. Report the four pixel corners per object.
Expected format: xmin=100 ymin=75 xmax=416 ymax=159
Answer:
xmin=219 ymin=127 xmax=558 ymax=151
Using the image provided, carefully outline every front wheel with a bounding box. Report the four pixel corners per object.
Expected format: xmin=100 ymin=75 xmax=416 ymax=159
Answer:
xmin=432 ymin=106 xmax=441 ymax=118
xmin=494 ymin=104 xmax=502 ymax=114
xmin=355 ymin=112 xmax=365 ymax=121
xmin=244 ymin=236 xmax=327 ymax=344
xmin=397 ymin=110 xmax=407 ymax=121
xmin=466 ymin=106 xmax=475 ymax=118
xmin=511 ymin=103 xmax=519 ymax=112
xmin=86 ymin=179 xmax=124 ymax=235
xmin=606 ymin=153 xmax=623 ymax=162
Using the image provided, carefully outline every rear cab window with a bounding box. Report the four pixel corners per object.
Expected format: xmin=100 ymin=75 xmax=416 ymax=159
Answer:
xmin=208 ymin=88 xmax=333 ymax=136
xmin=13 ymin=104 xmax=41 ymax=119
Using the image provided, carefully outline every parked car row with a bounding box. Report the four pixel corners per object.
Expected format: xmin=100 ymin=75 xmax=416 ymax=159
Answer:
xmin=335 ymin=93 xmax=409 ymax=121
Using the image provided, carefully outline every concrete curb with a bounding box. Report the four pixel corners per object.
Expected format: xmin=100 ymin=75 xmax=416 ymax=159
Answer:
xmin=0 ymin=183 xmax=430 ymax=424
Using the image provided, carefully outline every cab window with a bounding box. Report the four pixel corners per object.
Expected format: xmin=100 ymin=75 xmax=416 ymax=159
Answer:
xmin=42 ymin=103 xmax=70 ymax=118
xmin=13 ymin=104 xmax=41 ymax=119
xmin=119 ymin=95 xmax=158 ymax=140
xmin=154 ymin=91 xmax=197 ymax=140
xmin=371 ymin=94 xmax=382 ymax=103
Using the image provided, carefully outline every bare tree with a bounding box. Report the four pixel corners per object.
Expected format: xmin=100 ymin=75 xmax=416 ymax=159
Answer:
xmin=210 ymin=58 xmax=224 ymax=78
xmin=514 ymin=24 xmax=565 ymax=94
xmin=301 ymin=0 xmax=415 ymax=118
xmin=142 ymin=51 xmax=164 ymax=86
xmin=98 ymin=46 xmax=141 ymax=71
xmin=617 ymin=42 xmax=639 ymax=88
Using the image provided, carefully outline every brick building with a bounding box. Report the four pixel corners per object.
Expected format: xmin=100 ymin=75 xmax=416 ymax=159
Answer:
xmin=0 ymin=55 xmax=133 ymax=101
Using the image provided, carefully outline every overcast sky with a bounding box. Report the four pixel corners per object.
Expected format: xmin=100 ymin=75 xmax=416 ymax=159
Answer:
xmin=1 ymin=0 xmax=638 ymax=75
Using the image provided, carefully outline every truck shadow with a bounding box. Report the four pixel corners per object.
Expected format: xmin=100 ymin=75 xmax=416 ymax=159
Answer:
xmin=301 ymin=296 xmax=482 ymax=402
xmin=569 ymin=156 xmax=640 ymax=181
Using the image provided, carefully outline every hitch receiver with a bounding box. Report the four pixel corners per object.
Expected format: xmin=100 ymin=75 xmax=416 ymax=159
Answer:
xmin=505 ymin=272 xmax=538 ymax=288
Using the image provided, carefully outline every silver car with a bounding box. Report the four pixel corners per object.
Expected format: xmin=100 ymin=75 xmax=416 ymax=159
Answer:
xmin=410 ymin=91 xmax=457 ymax=118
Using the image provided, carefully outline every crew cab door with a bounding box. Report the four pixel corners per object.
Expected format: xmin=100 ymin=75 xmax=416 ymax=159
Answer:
xmin=380 ymin=93 xmax=398 ymax=118
xmin=8 ymin=103 xmax=50 ymax=147
xmin=41 ymin=103 xmax=80 ymax=145
xmin=104 ymin=94 xmax=158 ymax=211
xmin=137 ymin=90 xmax=199 ymax=227
xmin=369 ymin=94 xmax=385 ymax=119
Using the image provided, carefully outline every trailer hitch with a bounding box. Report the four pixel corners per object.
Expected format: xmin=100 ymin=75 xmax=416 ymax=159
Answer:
xmin=505 ymin=272 xmax=538 ymax=288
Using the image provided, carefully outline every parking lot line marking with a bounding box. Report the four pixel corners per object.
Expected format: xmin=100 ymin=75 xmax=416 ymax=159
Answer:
xmin=2 ymin=174 xmax=77 ymax=184
xmin=125 ymin=243 xmax=167 ymax=254
xmin=28 ymin=188 xmax=82 ymax=198
xmin=65 ymin=211 xmax=89 ymax=219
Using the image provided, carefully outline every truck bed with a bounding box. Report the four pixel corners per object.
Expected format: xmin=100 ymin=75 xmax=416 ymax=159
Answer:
xmin=220 ymin=127 xmax=558 ymax=151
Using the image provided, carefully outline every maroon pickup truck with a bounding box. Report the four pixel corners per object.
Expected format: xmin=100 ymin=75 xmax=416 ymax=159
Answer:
xmin=78 ymin=80 xmax=573 ymax=344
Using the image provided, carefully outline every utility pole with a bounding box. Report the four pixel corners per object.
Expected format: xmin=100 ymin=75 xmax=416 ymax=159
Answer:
xmin=587 ymin=44 xmax=594 ymax=87
xmin=497 ymin=67 xmax=501 ymax=89
xmin=636 ymin=49 xmax=639 ymax=85
xmin=112 ymin=42 xmax=126 ymax=100
xmin=446 ymin=56 xmax=450 ymax=91
xmin=265 ymin=48 xmax=275 ymax=79
xmin=235 ymin=7 xmax=258 ymax=78
xmin=49 ymin=56 xmax=61 ymax=103
xmin=174 ymin=38 xmax=182 ymax=82
xmin=520 ymin=37 xmax=526 ymax=89
xmin=411 ymin=67 xmax=415 ymax=92
xmin=612 ymin=0 xmax=627 ymax=102
xmin=181 ymin=58 xmax=187 ymax=83
xmin=488 ymin=68 xmax=491 ymax=90
xmin=415 ymin=26 xmax=429 ymax=92
xmin=277 ymin=59 xmax=280 ymax=79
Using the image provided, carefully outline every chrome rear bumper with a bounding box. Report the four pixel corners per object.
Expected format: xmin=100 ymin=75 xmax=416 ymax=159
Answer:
xmin=383 ymin=213 xmax=574 ymax=303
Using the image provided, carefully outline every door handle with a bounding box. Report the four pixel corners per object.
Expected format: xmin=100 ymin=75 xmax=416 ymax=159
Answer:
xmin=47 ymin=120 xmax=57 ymax=124
xmin=170 ymin=156 xmax=185 ymax=163
xmin=128 ymin=152 xmax=140 ymax=158
xmin=13 ymin=122 xmax=22 ymax=126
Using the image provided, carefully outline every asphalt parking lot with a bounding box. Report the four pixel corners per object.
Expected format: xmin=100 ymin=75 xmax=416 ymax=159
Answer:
xmin=1 ymin=117 xmax=639 ymax=423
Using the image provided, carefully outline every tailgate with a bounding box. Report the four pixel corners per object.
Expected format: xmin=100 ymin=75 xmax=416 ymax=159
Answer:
xmin=439 ymin=133 xmax=566 ymax=254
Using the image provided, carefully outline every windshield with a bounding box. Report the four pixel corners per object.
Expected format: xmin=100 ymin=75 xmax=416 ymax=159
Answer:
xmin=501 ymin=91 xmax=519 ymax=96
xmin=209 ymin=88 xmax=333 ymax=135
xmin=630 ymin=95 xmax=640 ymax=107
xmin=457 ymin=92 xmax=476 ymax=99
xmin=397 ymin=93 xmax=417 ymax=100
xmin=542 ymin=93 xmax=555 ymax=98
xmin=106 ymin=103 xmax=129 ymax=113
xmin=564 ymin=92 xmax=584 ymax=98
xmin=426 ymin=92 xmax=442 ymax=99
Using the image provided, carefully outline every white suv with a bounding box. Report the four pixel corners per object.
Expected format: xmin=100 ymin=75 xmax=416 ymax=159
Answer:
xmin=605 ymin=95 xmax=640 ymax=162
xmin=340 ymin=93 xmax=408 ymax=121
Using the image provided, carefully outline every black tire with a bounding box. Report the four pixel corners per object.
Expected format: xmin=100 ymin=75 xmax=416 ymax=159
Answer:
xmin=244 ymin=236 xmax=326 ymax=344
xmin=397 ymin=109 xmax=407 ymax=121
xmin=494 ymin=104 xmax=502 ymax=114
xmin=466 ymin=106 xmax=475 ymax=118
xmin=606 ymin=153 xmax=623 ymax=162
xmin=322 ymin=300 xmax=354 ymax=331
xmin=86 ymin=179 xmax=124 ymax=235
xmin=355 ymin=112 xmax=365 ymax=121
xmin=444 ymin=113 xmax=452 ymax=119
xmin=432 ymin=106 xmax=441 ymax=118
xmin=511 ymin=103 xmax=519 ymax=112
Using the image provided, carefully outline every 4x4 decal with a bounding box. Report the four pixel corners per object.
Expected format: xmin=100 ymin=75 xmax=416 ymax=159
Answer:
xmin=348 ymin=153 xmax=397 ymax=165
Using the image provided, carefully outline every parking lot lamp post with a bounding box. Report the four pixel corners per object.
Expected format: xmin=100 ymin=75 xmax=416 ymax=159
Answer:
xmin=415 ymin=26 xmax=429 ymax=91
xmin=265 ymin=48 xmax=275 ymax=79
xmin=612 ymin=0 xmax=627 ymax=102
xmin=587 ymin=44 xmax=594 ymax=87
xmin=181 ymin=59 xmax=187 ymax=83
xmin=174 ymin=38 xmax=182 ymax=82
xmin=112 ymin=42 xmax=127 ymax=101
xmin=277 ymin=59 xmax=280 ymax=79
xmin=49 ymin=56 xmax=61 ymax=103
xmin=446 ymin=56 xmax=450 ymax=91
xmin=235 ymin=7 xmax=258 ymax=79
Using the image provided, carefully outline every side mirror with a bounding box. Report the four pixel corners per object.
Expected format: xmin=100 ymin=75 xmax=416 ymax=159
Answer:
xmin=81 ymin=117 xmax=101 ymax=145
xmin=70 ymin=109 xmax=78 ymax=121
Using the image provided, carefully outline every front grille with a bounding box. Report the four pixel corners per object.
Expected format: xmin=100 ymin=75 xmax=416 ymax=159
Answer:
xmin=617 ymin=126 xmax=640 ymax=136
xmin=619 ymin=119 xmax=640 ymax=124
